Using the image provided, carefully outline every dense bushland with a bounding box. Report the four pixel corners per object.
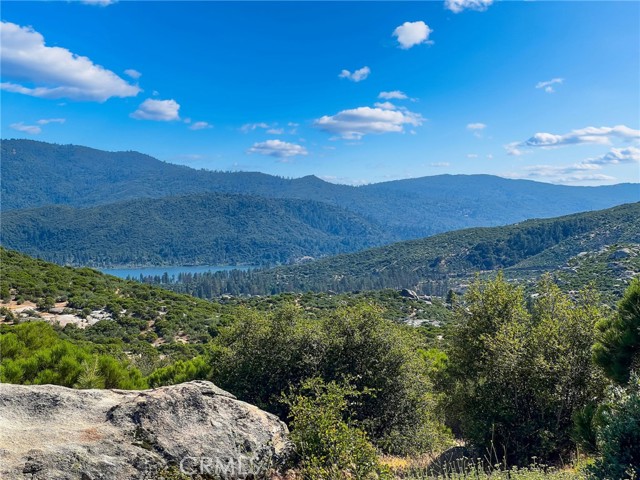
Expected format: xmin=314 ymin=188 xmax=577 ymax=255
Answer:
xmin=2 ymin=249 xmax=639 ymax=477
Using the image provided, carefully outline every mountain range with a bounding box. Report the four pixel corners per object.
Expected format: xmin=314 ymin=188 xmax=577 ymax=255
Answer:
xmin=1 ymin=193 xmax=391 ymax=266
xmin=2 ymin=139 xmax=638 ymax=246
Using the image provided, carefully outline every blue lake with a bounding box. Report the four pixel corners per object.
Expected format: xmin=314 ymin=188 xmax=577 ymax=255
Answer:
xmin=100 ymin=264 xmax=252 ymax=280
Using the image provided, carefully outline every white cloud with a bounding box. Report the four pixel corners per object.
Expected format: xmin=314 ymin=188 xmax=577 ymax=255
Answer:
xmin=82 ymin=0 xmax=117 ymax=5
xmin=10 ymin=122 xmax=41 ymax=135
xmin=505 ymin=142 xmax=525 ymax=156
xmin=314 ymin=106 xmax=423 ymax=140
xmin=393 ymin=21 xmax=433 ymax=49
xmin=267 ymin=128 xmax=284 ymax=134
xmin=515 ymin=164 xmax=616 ymax=184
xmin=430 ymin=162 xmax=450 ymax=167
xmin=467 ymin=122 xmax=486 ymax=131
xmin=585 ymin=146 xmax=640 ymax=165
xmin=536 ymin=78 xmax=563 ymax=93
xmin=124 ymin=69 xmax=141 ymax=80
xmin=507 ymin=145 xmax=639 ymax=184
xmin=374 ymin=101 xmax=397 ymax=110
xmin=523 ymin=125 xmax=640 ymax=148
xmin=467 ymin=122 xmax=487 ymax=138
xmin=247 ymin=139 xmax=308 ymax=158
xmin=467 ymin=153 xmax=478 ymax=159
xmin=338 ymin=66 xmax=370 ymax=82
xmin=445 ymin=0 xmax=493 ymax=13
xmin=240 ymin=122 xmax=270 ymax=133
xmin=37 ymin=118 xmax=65 ymax=125
xmin=0 ymin=21 xmax=139 ymax=102
xmin=189 ymin=121 xmax=212 ymax=131
xmin=131 ymin=98 xmax=180 ymax=121
xmin=378 ymin=91 xmax=408 ymax=100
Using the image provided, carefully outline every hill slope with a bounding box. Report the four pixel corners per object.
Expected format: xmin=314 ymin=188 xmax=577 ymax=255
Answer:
xmin=0 ymin=193 xmax=392 ymax=266
xmin=164 ymin=203 xmax=640 ymax=296
xmin=2 ymin=139 xmax=638 ymax=239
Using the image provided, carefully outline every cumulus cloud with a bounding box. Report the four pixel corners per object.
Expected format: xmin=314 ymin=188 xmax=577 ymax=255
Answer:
xmin=247 ymin=139 xmax=308 ymax=158
xmin=10 ymin=122 xmax=41 ymax=135
xmin=445 ymin=0 xmax=493 ymax=13
xmin=267 ymin=128 xmax=284 ymax=134
xmin=393 ymin=21 xmax=433 ymax=49
xmin=0 ymin=21 xmax=139 ymax=102
xmin=124 ymin=69 xmax=142 ymax=80
xmin=378 ymin=91 xmax=408 ymax=100
xmin=131 ymin=99 xmax=180 ymax=121
xmin=189 ymin=121 xmax=212 ymax=130
xmin=536 ymin=77 xmax=563 ymax=93
xmin=338 ymin=66 xmax=370 ymax=82
xmin=374 ymin=101 xmax=397 ymax=110
xmin=585 ymin=146 xmax=640 ymax=166
xmin=507 ymin=146 xmax=639 ymax=184
xmin=523 ymin=125 xmax=640 ymax=148
xmin=505 ymin=142 xmax=525 ymax=156
xmin=314 ymin=106 xmax=423 ymax=140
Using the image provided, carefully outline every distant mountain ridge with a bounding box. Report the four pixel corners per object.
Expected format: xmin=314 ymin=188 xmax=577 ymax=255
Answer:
xmin=162 ymin=202 xmax=640 ymax=297
xmin=0 ymin=192 xmax=393 ymax=267
xmin=2 ymin=139 xmax=638 ymax=240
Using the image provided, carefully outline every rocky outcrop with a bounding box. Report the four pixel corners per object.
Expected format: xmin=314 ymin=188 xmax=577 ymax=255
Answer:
xmin=0 ymin=381 xmax=290 ymax=479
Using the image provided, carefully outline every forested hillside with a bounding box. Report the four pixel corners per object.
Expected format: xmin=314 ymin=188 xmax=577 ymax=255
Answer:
xmin=2 ymin=248 xmax=638 ymax=478
xmin=1 ymin=192 xmax=393 ymax=266
xmin=3 ymin=139 xmax=638 ymax=239
xmin=154 ymin=202 xmax=640 ymax=297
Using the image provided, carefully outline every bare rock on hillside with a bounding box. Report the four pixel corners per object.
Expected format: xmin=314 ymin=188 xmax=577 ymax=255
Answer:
xmin=0 ymin=380 xmax=290 ymax=479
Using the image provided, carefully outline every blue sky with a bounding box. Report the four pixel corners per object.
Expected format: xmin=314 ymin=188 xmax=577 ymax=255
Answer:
xmin=1 ymin=0 xmax=639 ymax=185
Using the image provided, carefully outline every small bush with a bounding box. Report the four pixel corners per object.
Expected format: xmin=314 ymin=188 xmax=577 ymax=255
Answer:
xmin=283 ymin=377 xmax=390 ymax=480
xmin=588 ymin=374 xmax=640 ymax=480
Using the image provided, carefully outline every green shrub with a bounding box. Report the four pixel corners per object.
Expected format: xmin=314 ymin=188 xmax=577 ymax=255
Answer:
xmin=147 ymin=356 xmax=211 ymax=387
xmin=212 ymin=303 xmax=452 ymax=455
xmin=587 ymin=375 xmax=640 ymax=480
xmin=593 ymin=278 xmax=640 ymax=384
xmin=284 ymin=377 xmax=390 ymax=480
xmin=443 ymin=274 xmax=606 ymax=465
xmin=0 ymin=322 xmax=146 ymax=389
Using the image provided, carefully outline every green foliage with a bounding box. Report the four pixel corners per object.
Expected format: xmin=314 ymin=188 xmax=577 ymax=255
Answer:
xmin=0 ymin=322 xmax=146 ymax=389
xmin=593 ymin=278 xmax=640 ymax=384
xmin=147 ymin=355 xmax=212 ymax=387
xmin=212 ymin=303 xmax=452 ymax=455
xmin=150 ymin=203 xmax=640 ymax=297
xmin=284 ymin=378 xmax=390 ymax=480
xmin=443 ymin=274 xmax=606 ymax=465
xmin=2 ymin=193 xmax=395 ymax=267
xmin=0 ymin=247 xmax=223 ymax=350
xmin=5 ymin=139 xmax=636 ymax=242
xmin=588 ymin=375 xmax=640 ymax=480
xmin=402 ymin=464 xmax=586 ymax=480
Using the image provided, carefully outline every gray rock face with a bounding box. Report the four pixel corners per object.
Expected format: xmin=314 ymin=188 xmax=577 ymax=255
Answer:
xmin=0 ymin=381 xmax=290 ymax=479
xmin=400 ymin=288 xmax=418 ymax=299
xmin=610 ymin=248 xmax=632 ymax=260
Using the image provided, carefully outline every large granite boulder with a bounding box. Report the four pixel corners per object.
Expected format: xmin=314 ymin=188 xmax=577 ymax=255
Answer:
xmin=0 ymin=380 xmax=290 ymax=479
